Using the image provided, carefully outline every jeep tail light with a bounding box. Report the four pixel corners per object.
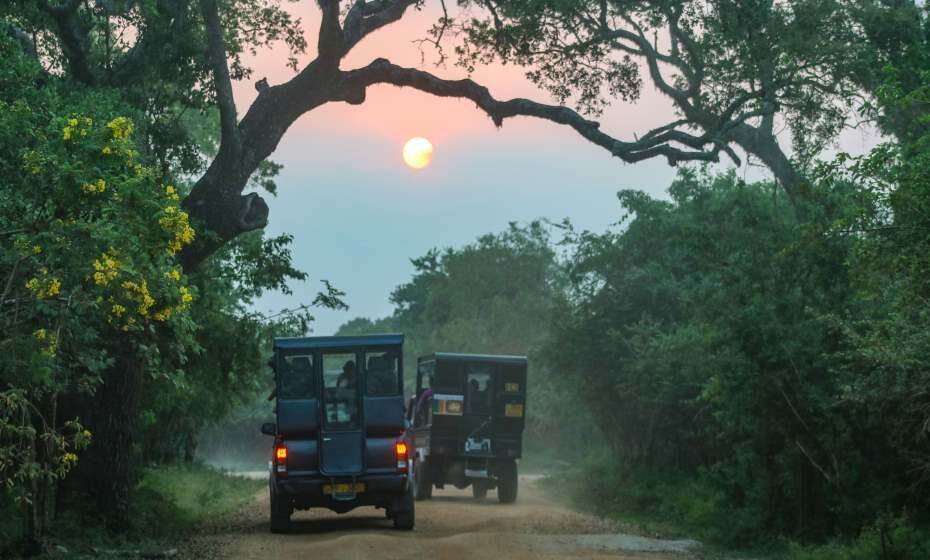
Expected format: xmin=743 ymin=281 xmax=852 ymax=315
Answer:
xmin=395 ymin=441 xmax=408 ymax=472
xmin=275 ymin=443 xmax=287 ymax=474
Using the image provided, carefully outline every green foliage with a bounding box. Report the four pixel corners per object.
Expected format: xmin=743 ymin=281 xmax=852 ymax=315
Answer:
xmin=135 ymin=464 xmax=263 ymax=530
xmin=0 ymin=0 xmax=306 ymax=176
xmin=0 ymin=30 xmax=312 ymax=547
xmin=11 ymin=463 xmax=263 ymax=556
xmin=557 ymin=450 xmax=726 ymax=541
xmin=787 ymin=514 xmax=930 ymax=560
xmin=548 ymin=170 xmax=865 ymax=541
xmin=0 ymin=32 xmax=199 ymax=538
xmin=453 ymin=0 xmax=864 ymax=163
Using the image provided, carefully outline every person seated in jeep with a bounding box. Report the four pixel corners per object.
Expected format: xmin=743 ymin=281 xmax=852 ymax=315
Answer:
xmin=337 ymin=359 xmax=357 ymax=389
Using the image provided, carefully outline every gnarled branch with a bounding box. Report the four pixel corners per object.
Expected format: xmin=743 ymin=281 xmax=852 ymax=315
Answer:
xmin=337 ymin=58 xmax=732 ymax=166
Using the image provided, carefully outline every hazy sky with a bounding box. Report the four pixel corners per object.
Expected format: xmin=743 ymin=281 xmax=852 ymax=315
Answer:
xmin=237 ymin=2 xmax=878 ymax=335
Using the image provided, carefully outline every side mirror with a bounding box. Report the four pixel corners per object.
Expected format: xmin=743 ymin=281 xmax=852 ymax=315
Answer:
xmin=260 ymin=422 xmax=276 ymax=436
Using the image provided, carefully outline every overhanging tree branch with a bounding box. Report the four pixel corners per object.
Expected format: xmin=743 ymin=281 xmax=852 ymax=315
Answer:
xmin=338 ymin=58 xmax=733 ymax=166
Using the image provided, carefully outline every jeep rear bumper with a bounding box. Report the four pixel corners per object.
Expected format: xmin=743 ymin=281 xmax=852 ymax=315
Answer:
xmin=273 ymin=472 xmax=409 ymax=513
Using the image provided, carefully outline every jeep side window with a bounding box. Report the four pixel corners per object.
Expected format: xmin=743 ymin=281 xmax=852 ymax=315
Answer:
xmin=322 ymin=353 xmax=359 ymax=428
xmin=365 ymin=351 xmax=400 ymax=397
xmin=279 ymin=354 xmax=314 ymax=399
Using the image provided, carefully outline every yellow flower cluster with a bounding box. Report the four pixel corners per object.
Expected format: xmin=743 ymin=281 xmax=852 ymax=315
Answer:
xmin=179 ymin=285 xmax=193 ymax=305
xmin=121 ymin=280 xmax=156 ymax=318
xmin=106 ymin=116 xmax=133 ymax=140
xmin=165 ymin=185 xmax=180 ymax=202
xmin=45 ymin=333 xmax=58 ymax=356
xmin=152 ymin=284 xmax=193 ymax=322
xmin=33 ymin=328 xmax=57 ymax=355
xmin=159 ymin=206 xmax=196 ymax=255
xmin=92 ymin=250 xmax=120 ymax=287
xmin=82 ymin=178 xmax=107 ymax=194
xmin=61 ymin=452 xmax=78 ymax=469
xmin=25 ymin=267 xmax=61 ymax=299
xmin=62 ymin=116 xmax=92 ymax=141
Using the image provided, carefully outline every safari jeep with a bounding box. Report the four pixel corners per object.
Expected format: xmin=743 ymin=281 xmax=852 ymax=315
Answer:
xmin=261 ymin=334 xmax=414 ymax=533
xmin=409 ymin=353 xmax=527 ymax=503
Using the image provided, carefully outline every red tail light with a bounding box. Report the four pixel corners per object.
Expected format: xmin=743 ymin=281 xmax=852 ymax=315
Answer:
xmin=395 ymin=441 xmax=408 ymax=472
xmin=275 ymin=443 xmax=287 ymax=474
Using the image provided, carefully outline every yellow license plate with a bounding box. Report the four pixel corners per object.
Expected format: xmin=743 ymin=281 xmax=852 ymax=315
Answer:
xmin=323 ymin=483 xmax=365 ymax=495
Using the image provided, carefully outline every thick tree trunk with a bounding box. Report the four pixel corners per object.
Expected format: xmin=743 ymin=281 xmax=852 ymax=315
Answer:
xmin=180 ymin=57 xmax=350 ymax=272
xmin=83 ymin=341 xmax=145 ymax=529
xmin=729 ymin=123 xmax=804 ymax=201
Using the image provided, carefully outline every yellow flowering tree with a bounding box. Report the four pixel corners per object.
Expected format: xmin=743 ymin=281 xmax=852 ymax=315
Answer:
xmin=0 ymin=36 xmax=198 ymax=544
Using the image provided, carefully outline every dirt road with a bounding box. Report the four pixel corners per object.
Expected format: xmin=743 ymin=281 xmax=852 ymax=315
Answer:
xmin=181 ymin=476 xmax=700 ymax=559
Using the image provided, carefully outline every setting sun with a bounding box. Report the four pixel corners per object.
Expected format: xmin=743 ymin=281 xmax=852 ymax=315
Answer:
xmin=402 ymin=137 xmax=433 ymax=169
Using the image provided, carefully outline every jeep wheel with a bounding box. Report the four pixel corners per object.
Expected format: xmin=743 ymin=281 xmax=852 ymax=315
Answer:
xmin=414 ymin=457 xmax=432 ymax=501
xmin=269 ymin=487 xmax=291 ymax=533
xmin=497 ymin=460 xmax=518 ymax=504
xmin=393 ymin=483 xmax=416 ymax=530
xmin=472 ymin=481 xmax=488 ymax=499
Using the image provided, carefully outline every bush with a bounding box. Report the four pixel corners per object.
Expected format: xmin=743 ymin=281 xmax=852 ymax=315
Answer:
xmin=787 ymin=514 xmax=930 ymax=560
xmin=1 ymin=463 xmax=262 ymax=557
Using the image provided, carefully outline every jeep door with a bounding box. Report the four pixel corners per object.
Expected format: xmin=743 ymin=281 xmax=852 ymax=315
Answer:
xmin=319 ymin=352 xmax=364 ymax=475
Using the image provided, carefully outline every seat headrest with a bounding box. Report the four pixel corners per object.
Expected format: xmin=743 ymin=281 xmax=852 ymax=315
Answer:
xmin=291 ymin=356 xmax=312 ymax=372
xmin=368 ymin=355 xmax=391 ymax=370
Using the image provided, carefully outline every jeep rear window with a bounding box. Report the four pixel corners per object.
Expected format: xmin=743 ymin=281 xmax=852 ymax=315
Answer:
xmin=322 ymin=353 xmax=360 ymax=428
xmin=466 ymin=363 xmax=493 ymax=414
xmin=278 ymin=353 xmax=315 ymax=399
xmin=365 ymin=350 xmax=400 ymax=397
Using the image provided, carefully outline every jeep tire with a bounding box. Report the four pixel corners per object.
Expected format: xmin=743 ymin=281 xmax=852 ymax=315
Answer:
xmin=497 ymin=460 xmax=518 ymax=504
xmin=393 ymin=482 xmax=416 ymax=530
xmin=269 ymin=486 xmax=291 ymax=533
xmin=414 ymin=457 xmax=432 ymax=501
xmin=472 ymin=480 xmax=489 ymax=499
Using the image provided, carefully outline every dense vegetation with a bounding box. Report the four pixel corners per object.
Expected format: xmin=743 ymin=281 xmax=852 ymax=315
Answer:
xmin=0 ymin=26 xmax=324 ymax=556
xmin=1 ymin=0 xmax=929 ymax=558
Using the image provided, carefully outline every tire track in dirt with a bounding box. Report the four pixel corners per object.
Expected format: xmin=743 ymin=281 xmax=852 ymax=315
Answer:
xmin=180 ymin=476 xmax=700 ymax=559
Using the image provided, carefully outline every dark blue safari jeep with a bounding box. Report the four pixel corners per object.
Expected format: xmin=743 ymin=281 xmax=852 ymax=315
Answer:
xmin=260 ymin=334 xmax=414 ymax=532
xmin=409 ymin=353 xmax=527 ymax=503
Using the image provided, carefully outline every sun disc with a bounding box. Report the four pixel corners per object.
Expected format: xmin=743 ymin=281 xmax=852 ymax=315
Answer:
xmin=403 ymin=137 xmax=433 ymax=169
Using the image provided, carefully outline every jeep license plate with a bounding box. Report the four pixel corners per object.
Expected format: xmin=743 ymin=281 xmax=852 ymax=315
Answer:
xmin=323 ymin=483 xmax=365 ymax=495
